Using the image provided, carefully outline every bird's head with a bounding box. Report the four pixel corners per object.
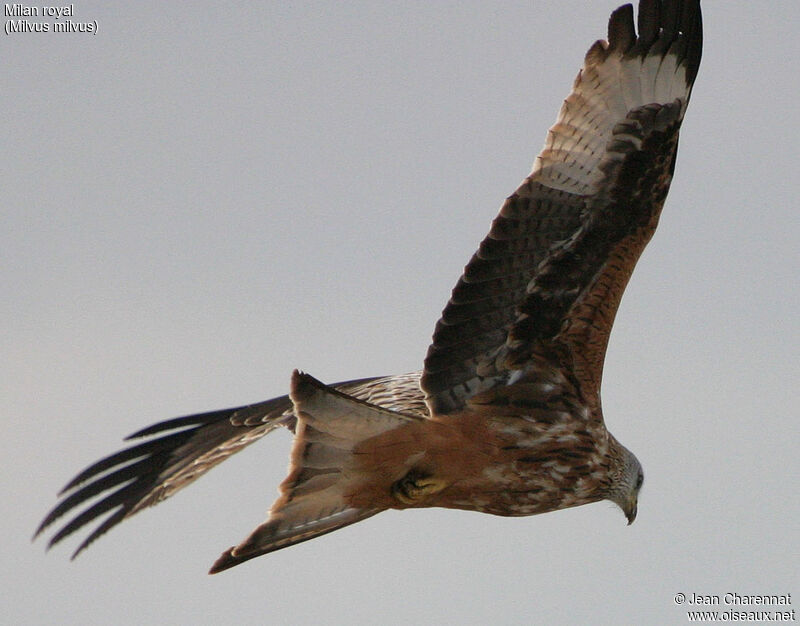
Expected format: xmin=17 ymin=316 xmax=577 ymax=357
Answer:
xmin=606 ymin=438 xmax=643 ymax=525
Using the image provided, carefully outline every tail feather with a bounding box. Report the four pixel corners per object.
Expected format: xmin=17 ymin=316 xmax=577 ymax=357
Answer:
xmin=209 ymin=370 xmax=421 ymax=573
xmin=209 ymin=507 xmax=379 ymax=574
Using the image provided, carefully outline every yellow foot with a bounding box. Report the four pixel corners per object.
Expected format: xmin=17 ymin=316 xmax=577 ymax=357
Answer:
xmin=392 ymin=470 xmax=447 ymax=505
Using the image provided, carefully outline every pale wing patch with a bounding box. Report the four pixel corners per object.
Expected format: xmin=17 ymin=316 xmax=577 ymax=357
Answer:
xmin=531 ymin=42 xmax=691 ymax=196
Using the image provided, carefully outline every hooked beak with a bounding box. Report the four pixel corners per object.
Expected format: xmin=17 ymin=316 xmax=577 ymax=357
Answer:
xmin=625 ymin=498 xmax=638 ymax=525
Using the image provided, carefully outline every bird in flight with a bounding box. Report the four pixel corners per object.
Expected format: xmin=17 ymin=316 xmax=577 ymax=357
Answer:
xmin=37 ymin=0 xmax=702 ymax=574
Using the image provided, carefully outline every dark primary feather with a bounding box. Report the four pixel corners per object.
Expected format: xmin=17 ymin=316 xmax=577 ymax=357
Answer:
xmin=36 ymin=0 xmax=703 ymax=564
xmin=35 ymin=373 xmax=426 ymax=557
xmin=421 ymin=0 xmax=702 ymax=415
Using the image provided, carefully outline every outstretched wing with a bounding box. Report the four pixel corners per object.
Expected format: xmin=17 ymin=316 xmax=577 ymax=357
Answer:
xmin=421 ymin=0 xmax=702 ymax=415
xmin=35 ymin=372 xmax=425 ymax=557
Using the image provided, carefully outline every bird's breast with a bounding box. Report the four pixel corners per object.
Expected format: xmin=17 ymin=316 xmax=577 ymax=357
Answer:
xmin=348 ymin=407 xmax=609 ymax=516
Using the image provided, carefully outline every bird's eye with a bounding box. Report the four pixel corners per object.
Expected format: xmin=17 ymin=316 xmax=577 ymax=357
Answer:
xmin=635 ymin=472 xmax=644 ymax=489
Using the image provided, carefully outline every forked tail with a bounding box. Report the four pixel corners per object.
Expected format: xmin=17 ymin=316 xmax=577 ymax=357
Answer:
xmin=209 ymin=370 xmax=422 ymax=573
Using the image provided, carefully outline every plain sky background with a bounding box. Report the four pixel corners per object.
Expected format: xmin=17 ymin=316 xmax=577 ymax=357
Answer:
xmin=4 ymin=1 xmax=798 ymax=624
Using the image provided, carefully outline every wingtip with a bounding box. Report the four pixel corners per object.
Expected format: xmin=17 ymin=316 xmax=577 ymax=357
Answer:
xmin=32 ymin=521 xmax=47 ymax=542
xmin=607 ymin=4 xmax=635 ymax=53
xmin=683 ymin=0 xmax=703 ymax=88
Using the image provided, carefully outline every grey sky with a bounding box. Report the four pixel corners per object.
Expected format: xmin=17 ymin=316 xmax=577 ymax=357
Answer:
xmin=4 ymin=2 xmax=798 ymax=624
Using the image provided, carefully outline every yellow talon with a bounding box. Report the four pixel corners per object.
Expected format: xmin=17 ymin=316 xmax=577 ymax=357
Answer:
xmin=392 ymin=471 xmax=447 ymax=504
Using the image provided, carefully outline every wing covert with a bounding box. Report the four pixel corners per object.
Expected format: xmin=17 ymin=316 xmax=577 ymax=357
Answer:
xmin=36 ymin=372 xmax=425 ymax=557
xmin=421 ymin=0 xmax=702 ymax=415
